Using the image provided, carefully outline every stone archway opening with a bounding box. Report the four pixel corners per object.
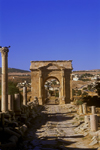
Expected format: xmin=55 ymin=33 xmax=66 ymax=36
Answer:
xmin=44 ymin=77 xmax=60 ymax=105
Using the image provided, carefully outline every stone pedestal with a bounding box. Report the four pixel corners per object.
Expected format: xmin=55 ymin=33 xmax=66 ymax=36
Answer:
xmin=14 ymin=94 xmax=21 ymax=115
xmin=0 ymin=47 xmax=9 ymax=112
xmin=90 ymin=114 xmax=98 ymax=131
xmin=79 ymin=105 xmax=83 ymax=115
xmin=91 ymin=106 xmax=96 ymax=114
xmin=23 ymin=87 xmax=27 ymax=105
xmin=38 ymin=97 xmax=43 ymax=105
xmin=8 ymin=95 xmax=14 ymax=111
xmin=82 ymin=103 xmax=87 ymax=114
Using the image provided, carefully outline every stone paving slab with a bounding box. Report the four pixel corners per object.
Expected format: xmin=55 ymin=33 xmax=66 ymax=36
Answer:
xmin=16 ymin=104 xmax=99 ymax=150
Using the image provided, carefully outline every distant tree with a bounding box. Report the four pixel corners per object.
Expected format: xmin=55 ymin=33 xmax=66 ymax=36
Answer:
xmin=8 ymin=81 xmax=19 ymax=95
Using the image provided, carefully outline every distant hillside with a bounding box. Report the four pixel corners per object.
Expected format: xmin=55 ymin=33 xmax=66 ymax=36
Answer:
xmin=73 ymin=69 xmax=100 ymax=72
xmin=0 ymin=68 xmax=30 ymax=73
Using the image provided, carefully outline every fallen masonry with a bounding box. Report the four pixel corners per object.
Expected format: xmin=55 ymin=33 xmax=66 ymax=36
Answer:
xmin=0 ymin=98 xmax=43 ymax=149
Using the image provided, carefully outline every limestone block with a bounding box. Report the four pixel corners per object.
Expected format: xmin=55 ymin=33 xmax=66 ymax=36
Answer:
xmin=89 ymin=136 xmax=98 ymax=146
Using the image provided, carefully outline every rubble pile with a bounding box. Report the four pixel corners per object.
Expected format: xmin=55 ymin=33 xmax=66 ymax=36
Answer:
xmin=0 ymin=96 xmax=43 ymax=150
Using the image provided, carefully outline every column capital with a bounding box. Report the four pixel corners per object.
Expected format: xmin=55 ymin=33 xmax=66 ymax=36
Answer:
xmin=0 ymin=47 xmax=9 ymax=57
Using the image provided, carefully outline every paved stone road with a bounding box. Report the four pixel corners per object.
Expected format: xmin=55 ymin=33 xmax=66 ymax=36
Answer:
xmin=17 ymin=105 xmax=98 ymax=150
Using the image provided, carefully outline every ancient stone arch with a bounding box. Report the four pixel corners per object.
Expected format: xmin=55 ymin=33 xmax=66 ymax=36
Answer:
xmin=30 ymin=60 xmax=73 ymax=105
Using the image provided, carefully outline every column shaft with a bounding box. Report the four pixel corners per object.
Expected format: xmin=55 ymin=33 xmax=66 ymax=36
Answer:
xmin=1 ymin=47 xmax=9 ymax=112
xmin=90 ymin=115 xmax=98 ymax=131
xmin=14 ymin=93 xmax=21 ymax=112
xmin=23 ymin=87 xmax=27 ymax=105
xmin=82 ymin=103 xmax=87 ymax=114
xmin=38 ymin=70 xmax=43 ymax=105
xmin=39 ymin=76 xmax=42 ymax=98
xmin=91 ymin=106 xmax=96 ymax=114
xmin=8 ymin=95 xmax=14 ymax=111
xmin=62 ymin=76 xmax=64 ymax=97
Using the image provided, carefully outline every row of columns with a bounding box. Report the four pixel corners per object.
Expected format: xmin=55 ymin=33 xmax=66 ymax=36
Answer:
xmin=4 ymin=87 xmax=27 ymax=113
xmin=79 ymin=104 xmax=96 ymax=115
xmin=0 ymin=47 xmax=27 ymax=113
xmin=79 ymin=103 xmax=98 ymax=132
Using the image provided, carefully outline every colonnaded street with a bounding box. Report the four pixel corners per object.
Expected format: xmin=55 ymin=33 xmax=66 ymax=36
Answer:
xmin=16 ymin=104 xmax=98 ymax=150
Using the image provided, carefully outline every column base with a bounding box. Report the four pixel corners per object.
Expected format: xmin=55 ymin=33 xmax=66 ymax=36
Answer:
xmin=59 ymin=97 xmax=65 ymax=104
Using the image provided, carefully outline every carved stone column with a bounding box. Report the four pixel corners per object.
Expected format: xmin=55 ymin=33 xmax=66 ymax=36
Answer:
xmin=14 ymin=93 xmax=21 ymax=115
xmin=91 ymin=106 xmax=96 ymax=114
xmin=60 ymin=69 xmax=65 ymax=104
xmin=23 ymin=86 xmax=27 ymax=105
xmin=8 ymin=95 xmax=14 ymax=111
xmin=90 ymin=114 xmax=98 ymax=131
xmin=70 ymin=73 xmax=72 ymax=101
xmin=82 ymin=103 xmax=87 ymax=114
xmin=0 ymin=47 xmax=9 ymax=112
xmin=39 ymin=70 xmax=43 ymax=105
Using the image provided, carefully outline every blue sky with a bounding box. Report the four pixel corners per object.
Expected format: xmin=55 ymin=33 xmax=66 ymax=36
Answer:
xmin=0 ymin=0 xmax=100 ymax=71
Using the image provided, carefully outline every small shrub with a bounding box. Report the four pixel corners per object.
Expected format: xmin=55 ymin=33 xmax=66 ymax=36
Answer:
xmin=76 ymin=100 xmax=83 ymax=105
